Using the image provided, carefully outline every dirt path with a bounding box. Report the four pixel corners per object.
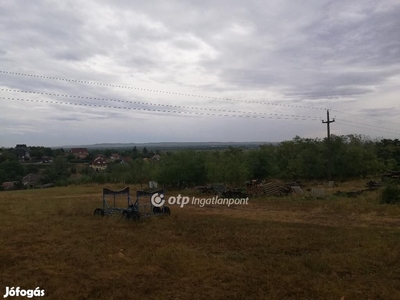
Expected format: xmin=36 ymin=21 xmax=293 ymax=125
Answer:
xmin=181 ymin=203 xmax=400 ymax=229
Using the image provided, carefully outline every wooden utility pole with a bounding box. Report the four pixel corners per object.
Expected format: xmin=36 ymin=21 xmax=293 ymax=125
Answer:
xmin=322 ymin=109 xmax=335 ymax=181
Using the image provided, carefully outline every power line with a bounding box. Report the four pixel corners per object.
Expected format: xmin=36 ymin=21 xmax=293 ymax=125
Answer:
xmin=3 ymin=71 xmax=397 ymax=129
xmin=335 ymin=121 xmax=399 ymax=136
xmin=0 ymin=88 xmax=321 ymax=120
xmin=336 ymin=118 xmax=400 ymax=133
xmin=0 ymin=96 xmax=322 ymax=122
xmin=331 ymin=109 xmax=400 ymax=126
xmin=0 ymin=70 xmax=327 ymax=111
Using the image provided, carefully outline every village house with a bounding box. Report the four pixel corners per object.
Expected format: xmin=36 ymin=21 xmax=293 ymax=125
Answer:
xmin=1 ymin=181 xmax=19 ymax=190
xmin=41 ymin=156 xmax=53 ymax=163
xmin=91 ymin=156 xmax=107 ymax=171
xmin=70 ymin=148 xmax=89 ymax=159
xmin=143 ymin=155 xmax=160 ymax=162
xmin=110 ymin=153 xmax=121 ymax=161
xmin=120 ymin=156 xmax=132 ymax=164
xmin=22 ymin=173 xmax=42 ymax=189
xmin=15 ymin=144 xmax=30 ymax=161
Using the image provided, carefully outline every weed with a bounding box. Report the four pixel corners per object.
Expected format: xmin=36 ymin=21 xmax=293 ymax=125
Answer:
xmin=381 ymin=184 xmax=400 ymax=204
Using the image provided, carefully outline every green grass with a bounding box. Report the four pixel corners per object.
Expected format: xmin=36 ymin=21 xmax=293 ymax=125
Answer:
xmin=1 ymin=184 xmax=400 ymax=299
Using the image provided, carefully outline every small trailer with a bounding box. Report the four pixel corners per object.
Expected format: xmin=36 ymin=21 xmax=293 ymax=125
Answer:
xmin=93 ymin=186 xmax=170 ymax=220
xmin=136 ymin=188 xmax=171 ymax=218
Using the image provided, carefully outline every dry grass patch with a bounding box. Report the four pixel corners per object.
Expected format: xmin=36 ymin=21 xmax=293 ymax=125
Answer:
xmin=1 ymin=184 xmax=400 ymax=299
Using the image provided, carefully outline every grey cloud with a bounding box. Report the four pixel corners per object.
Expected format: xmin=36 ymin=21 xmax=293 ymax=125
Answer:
xmin=304 ymin=4 xmax=400 ymax=67
xmin=1 ymin=0 xmax=400 ymax=147
xmin=51 ymin=116 xmax=82 ymax=122
xmin=358 ymin=107 xmax=400 ymax=119
xmin=172 ymin=39 xmax=200 ymax=50
xmin=192 ymin=0 xmax=400 ymax=101
xmin=282 ymin=70 xmax=396 ymax=100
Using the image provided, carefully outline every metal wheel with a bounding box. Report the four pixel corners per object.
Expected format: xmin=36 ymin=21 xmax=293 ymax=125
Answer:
xmin=122 ymin=210 xmax=130 ymax=220
xmin=93 ymin=208 xmax=104 ymax=216
xmin=153 ymin=207 xmax=162 ymax=214
xmin=130 ymin=211 xmax=140 ymax=221
xmin=162 ymin=206 xmax=171 ymax=216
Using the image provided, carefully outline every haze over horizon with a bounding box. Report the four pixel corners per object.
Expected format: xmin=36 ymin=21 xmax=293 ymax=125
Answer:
xmin=1 ymin=0 xmax=400 ymax=148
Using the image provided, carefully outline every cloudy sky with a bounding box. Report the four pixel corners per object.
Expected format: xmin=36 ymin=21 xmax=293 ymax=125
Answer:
xmin=1 ymin=0 xmax=400 ymax=147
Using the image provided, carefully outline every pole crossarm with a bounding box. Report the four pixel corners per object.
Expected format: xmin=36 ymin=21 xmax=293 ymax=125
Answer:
xmin=322 ymin=109 xmax=335 ymax=181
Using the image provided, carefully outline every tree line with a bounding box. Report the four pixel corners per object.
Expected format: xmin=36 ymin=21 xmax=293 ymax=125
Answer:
xmin=1 ymin=134 xmax=400 ymax=188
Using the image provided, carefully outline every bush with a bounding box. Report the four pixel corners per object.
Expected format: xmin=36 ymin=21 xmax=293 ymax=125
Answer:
xmin=380 ymin=185 xmax=400 ymax=204
xmin=55 ymin=179 xmax=69 ymax=187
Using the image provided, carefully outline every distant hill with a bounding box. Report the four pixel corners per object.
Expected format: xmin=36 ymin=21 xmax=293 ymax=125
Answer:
xmin=57 ymin=141 xmax=277 ymax=150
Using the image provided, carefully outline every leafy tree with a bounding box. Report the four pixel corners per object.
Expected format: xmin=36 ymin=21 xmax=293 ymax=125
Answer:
xmin=292 ymin=139 xmax=325 ymax=180
xmin=104 ymin=149 xmax=113 ymax=158
xmin=381 ymin=185 xmax=400 ymax=204
xmin=43 ymin=156 xmax=69 ymax=183
xmin=157 ymin=150 xmax=207 ymax=187
xmin=53 ymin=148 xmax=65 ymax=157
xmin=107 ymin=163 xmax=133 ymax=183
xmin=26 ymin=164 xmax=40 ymax=174
xmin=376 ymin=139 xmax=400 ymax=169
xmin=0 ymin=160 xmax=24 ymax=181
xmin=125 ymin=158 xmax=158 ymax=186
xmin=206 ymin=148 xmax=248 ymax=186
xmin=246 ymin=145 xmax=277 ymax=180
xmin=66 ymin=153 xmax=75 ymax=162
xmin=275 ymin=137 xmax=301 ymax=179
xmin=70 ymin=167 xmax=77 ymax=175
xmin=131 ymin=147 xmax=140 ymax=159
xmin=29 ymin=147 xmax=44 ymax=159
xmin=0 ymin=150 xmax=18 ymax=164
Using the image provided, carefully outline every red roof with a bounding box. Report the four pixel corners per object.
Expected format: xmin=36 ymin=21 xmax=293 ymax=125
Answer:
xmin=92 ymin=156 xmax=107 ymax=166
xmin=70 ymin=148 xmax=88 ymax=154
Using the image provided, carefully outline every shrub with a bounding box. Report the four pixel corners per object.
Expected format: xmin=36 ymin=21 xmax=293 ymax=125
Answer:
xmin=380 ymin=185 xmax=400 ymax=204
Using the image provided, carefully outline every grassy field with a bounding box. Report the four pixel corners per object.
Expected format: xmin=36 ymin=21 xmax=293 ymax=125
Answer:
xmin=1 ymin=182 xmax=400 ymax=299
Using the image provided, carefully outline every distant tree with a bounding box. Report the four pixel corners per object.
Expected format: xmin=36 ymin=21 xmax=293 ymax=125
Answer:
xmin=157 ymin=150 xmax=207 ymax=187
xmin=0 ymin=149 xmax=18 ymax=163
xmin=130 ymin=158 xmax=157 ymax=186
xmin=275 ymin=138 xmax=300 ymax=179
xmin=86 ymin=152 xmax=94 ymax=162
xmin=43 ymin=156 xmax=69 ymax=183
xmin=293 ymin=138 xmax=324 ymax=180
xmin=0 ymin=160 xmax=24 ymax=181
xmin=53 ymin=148 xmax=65 ymax=157
xmin=247 ymin=145 xmax=279 ymax=180
xmin=26 ymin=164 xmax=40 ymax=174
xmin=104 ymin=149 xmax=112 ymax=158
xmin=206 ymin=148 xmax=248 ymax=186
xmin=132 ymin=146 xmax=138 ymax=154
xmin=43 ymin=147 xmax=54 ymax=157
xmin=107 ymin=163 xmax=132 ymax=183
xmin=29 ymin=147 xmax=44 ymax=159
xmin=376 ymin=139 xmax=400 ymax=169
xmin=70 ymin=167 xmax=77 ymax=175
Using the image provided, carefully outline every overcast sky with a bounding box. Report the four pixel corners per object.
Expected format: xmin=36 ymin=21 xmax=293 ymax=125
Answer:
xmin=1 ymin=0 xmax=400 ymax=147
